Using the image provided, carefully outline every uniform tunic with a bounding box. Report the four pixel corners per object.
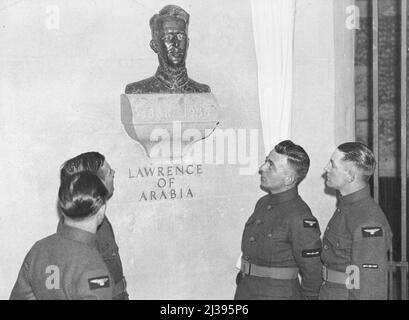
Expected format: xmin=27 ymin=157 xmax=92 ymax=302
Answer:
xmin=319 ymin=186 xmax=393 ymax=300
xmin=10 ymin=223 xmax=113 ymax=300
xmin=125 ymin=66 xmax=210 ymax=94
xmin=57 ymin=216 xmax=128 ymax=300
xmin=234 ymin=187 xmax=323 ymax=300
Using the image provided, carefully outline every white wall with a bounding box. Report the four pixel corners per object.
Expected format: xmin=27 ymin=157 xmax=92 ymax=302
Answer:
xmin=0 ymin=0 xmax=264 ymax=299
xmin=0 ymin=0 xmax=354 ymax=299
xmin=291 ymin=0 xmax=355 ymax=230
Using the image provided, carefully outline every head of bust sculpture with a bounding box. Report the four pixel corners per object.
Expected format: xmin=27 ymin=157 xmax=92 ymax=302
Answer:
xmin=124 ymin=5 xmax=211 ymax=94
xmin=149 ymin=5 xmax=190 ymax=69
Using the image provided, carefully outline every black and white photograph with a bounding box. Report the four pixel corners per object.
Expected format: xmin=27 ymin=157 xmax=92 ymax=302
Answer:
xmin=0 ymin=0 xmax=408 ymax=305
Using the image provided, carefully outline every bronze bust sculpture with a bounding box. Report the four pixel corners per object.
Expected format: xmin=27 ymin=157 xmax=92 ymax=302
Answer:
xmin=125 ymin=5 xmax=211 ymax=94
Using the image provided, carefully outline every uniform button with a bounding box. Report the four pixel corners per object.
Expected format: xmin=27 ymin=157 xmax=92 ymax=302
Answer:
xmin=336 ymin=208 xmax=340 ymax=213
xmin=324 ymin=244 xmax=328 ymax=250
xmin=267 ymin=233 xmax=273 ymax=238
xmin=249 ymin=236 xmax=256 ymax=242
xmin=267 ymin=205 xmax=272 ymax=210
xmin=326 ymin=226 xmax=330 ymax=231
xmin=255 ymin=219 xmax=262 ymax=225
xmin=244 ymin=255 xmax=250 ymax=261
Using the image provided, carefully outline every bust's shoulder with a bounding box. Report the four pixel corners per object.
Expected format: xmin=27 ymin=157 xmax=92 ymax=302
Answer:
xmin=187 ymin=78 xmax=211 ymax=93
xmin=125 ymin=77 xmax=160 ymax=94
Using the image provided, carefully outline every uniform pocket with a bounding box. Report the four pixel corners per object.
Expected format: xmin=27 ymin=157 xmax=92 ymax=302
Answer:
xmin=326 ymin=233 xmax=352 ymax=260
xmin=259 ymin=230 xmax=291 ymax=264
xmin=269 ymin=230 xmax=288 ymax=239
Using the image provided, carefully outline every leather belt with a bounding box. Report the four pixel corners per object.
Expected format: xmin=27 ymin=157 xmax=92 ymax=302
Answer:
xmin=113 ymin=277 xmax=127 ymax=296
xmin=240 ymin=259 xmax=299 ymax=279
xmin=322 ymin=266 xmax=348 ymax=284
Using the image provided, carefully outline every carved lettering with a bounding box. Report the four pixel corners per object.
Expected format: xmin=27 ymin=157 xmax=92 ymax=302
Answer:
xmin=138 ymin=188 xmax=195 ymax=201
xmin=130 ymin=165 xmax=202 ymax=202
xmin=128 ymin=165 xmax=204 ymax=178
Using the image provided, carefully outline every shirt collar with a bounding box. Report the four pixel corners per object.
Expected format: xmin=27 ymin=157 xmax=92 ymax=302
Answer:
xmin=57 ymin=223 xmax=96 ymax=246
xmin=339 ymin=185 xmax=371 ymax=205
xmin=269 ymin=187 xmax=299 ymax=205
xmin=155 ymin=65 xmax=189 ymax=90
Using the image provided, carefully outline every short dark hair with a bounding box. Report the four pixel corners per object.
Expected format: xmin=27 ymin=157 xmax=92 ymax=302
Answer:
xmin=58 ymin=171 xmax=108 ymax=220
xmin=274 ymin=140 xmax=310 ymax=184
xmin=60 ymin=152 xmax=105 ymax=182
xmin=337 ymin=142 xmax=376 ymax=178
xmin=150 ymin=5 xmax=189 ymax=39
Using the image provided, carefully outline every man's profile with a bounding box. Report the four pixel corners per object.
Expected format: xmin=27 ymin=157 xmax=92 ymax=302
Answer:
xmin=125 ymin=5 xmax=211 ymax=94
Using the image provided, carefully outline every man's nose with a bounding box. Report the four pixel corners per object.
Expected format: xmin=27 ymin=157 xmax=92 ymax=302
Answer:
xmin=324 ymin=163 xmax=330 ymax=172
xmin=171 ymin=38 xmax=179 ymax=47
xmin=259 ymin=163 xmax=266 ymax=174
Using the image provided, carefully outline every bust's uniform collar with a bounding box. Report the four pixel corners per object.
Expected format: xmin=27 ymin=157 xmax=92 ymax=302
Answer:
xmin=155 ymin=65 xmax=188 ymax=89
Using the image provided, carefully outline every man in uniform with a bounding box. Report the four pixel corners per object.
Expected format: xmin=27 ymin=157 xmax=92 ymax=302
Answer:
xmin=125 ymin=5 xmax=211 ymax=94
xmin=320 ymin=142 xmax=392 ymax=300
xmin=58 ymin=151 xmax=129 ymax=300
xmin=234 ymin=140 xmax=322 ymax=300
xmin=10 ymin=172 xmax=113 ymax=299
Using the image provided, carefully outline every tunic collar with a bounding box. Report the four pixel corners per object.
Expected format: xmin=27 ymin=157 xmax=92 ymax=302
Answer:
xmin=58 ymin=223 xmax=96 ymax=246
xmin=339 ymin=185 xmax=371 ymax=205
xmin=269 ymin=187 xmax=299 ymax=205
xmin=154 ymin=65 xmax=189 ymax=90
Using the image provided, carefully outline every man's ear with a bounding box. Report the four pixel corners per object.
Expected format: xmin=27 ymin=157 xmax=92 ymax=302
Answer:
xmin=150 ymin=40 xmax=158 ymax=53
xmin=284 ymin=175 xmax=295 ymax=186
xmin=345 ymin=168 xmax=356 ymax=183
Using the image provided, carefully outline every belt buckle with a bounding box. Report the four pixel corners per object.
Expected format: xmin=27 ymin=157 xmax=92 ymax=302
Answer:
xmin=242 ymin=261 xmax=252 ymax=275
xmin=322 ymin=266 xmax=328 ymax=281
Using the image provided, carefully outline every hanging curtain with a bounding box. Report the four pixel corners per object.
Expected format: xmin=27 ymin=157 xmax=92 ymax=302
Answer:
xmin=250 ymin=0 xmax=296 ymax=153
